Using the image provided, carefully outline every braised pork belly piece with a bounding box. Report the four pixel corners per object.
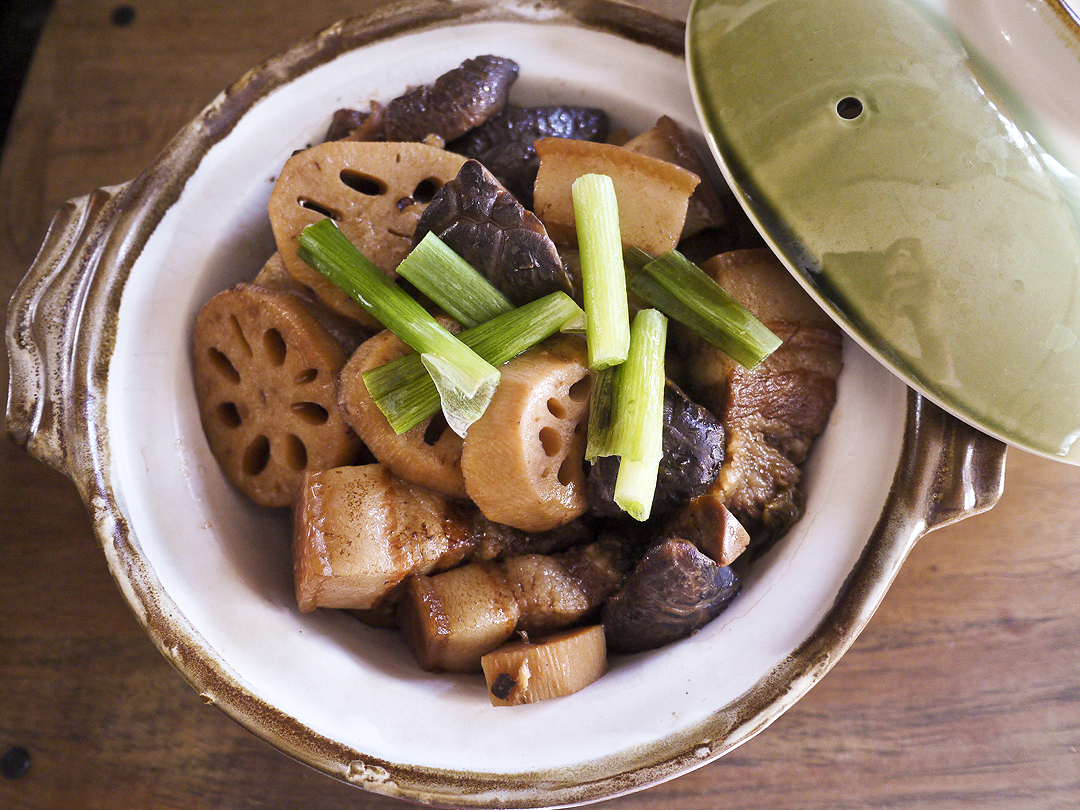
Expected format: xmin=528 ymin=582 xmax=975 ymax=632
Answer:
xmin=293 ymin=464 xmax=590 ymax=614
xmin=675 ymin=249 xmax=842 ymax=551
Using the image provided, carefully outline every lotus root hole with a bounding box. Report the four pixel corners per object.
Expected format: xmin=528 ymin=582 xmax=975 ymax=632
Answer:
xmin=207 ymin=347 xmax=241 ymax=384
xmin=243 ymin=435 xmax=271 ymax=476
xmin=412 ymin=178 xmax=440 ymax=203
xmin=568 ymin=377 xmax=591 ymax=402
xmin=340 ymin=169 xmax=387 ymax=196
xmin=229 ymin=315 xmax=253 ymax=356
xmin=295 ymin=368 xmax=319 ymax=385
xmin=539 ymin=426 xmax=562 ymax=458
xmin=263 ymin=328 xmax=288 ymax=365
xmin=283 ymin=434 xmax=308 ymax=472
xmin=291 ymin=401 xmax=330 ymax=425
xmin=557 ymin=454 xmax=579 ymax=486
xmin=423 ymin=412 xmax=449 ymax=446
xmin=297 ymin=197 xmax=341 ymax=220
xmin=546 ymin=397 xmax=567 ymax=419
xmin=217 ymin=401 xmax=242 ymax=428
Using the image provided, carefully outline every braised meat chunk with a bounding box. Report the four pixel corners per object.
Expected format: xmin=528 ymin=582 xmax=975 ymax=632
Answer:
xmin=676 ymin=249 xmax=842 ymax=551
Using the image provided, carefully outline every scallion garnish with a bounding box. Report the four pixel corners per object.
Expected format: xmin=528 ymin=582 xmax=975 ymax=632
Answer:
xmin=573 ymin=173 xmax=630 ymax=370
xmin=297 ymin=218 xmax=499 ymax=436
xmin=613 ymin=455 xmax=663 ymax=523
xmin=611 ymin=308 xmax=667 ymax=464
xmin=611 ymin=308 xmax=667 ymax=521
xmin=395 ymin=231 xmax=513 ymax=328
xmin=626 ymin=248 xmax=781 ymax=369
xmin=584 ymin=364 xmax=620 ymax=461
xmin=363 ymin=291 xmax=585 ymax=434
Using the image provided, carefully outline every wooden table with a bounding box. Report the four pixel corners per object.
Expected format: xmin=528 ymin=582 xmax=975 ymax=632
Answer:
xmin=2 ymin=1 xmax=1078 ymax=808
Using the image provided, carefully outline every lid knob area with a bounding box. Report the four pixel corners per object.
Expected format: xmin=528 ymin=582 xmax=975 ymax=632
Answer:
xmin=687 ymin=0 xmax=1080 ymax=464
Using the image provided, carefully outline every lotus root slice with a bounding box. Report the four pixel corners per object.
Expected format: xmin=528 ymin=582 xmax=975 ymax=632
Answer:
xmin=268 ymin=141 xmax=467 ymax=327
xmin=337 ymin=325 xmax=466 ymax=500
xmin=193 ymin=283 xmax=363 ymax=507
xmin=462 ymin=335 xmax=592 ymax=532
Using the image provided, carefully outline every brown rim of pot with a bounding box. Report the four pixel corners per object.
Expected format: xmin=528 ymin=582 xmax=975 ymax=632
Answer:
xmin=4 ymin=0 xmax=1007 ymax=806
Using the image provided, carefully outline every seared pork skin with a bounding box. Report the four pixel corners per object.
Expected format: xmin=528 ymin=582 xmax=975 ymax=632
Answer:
xmin=293 ymin=464 xmax=588 ymax=613
xmin=675 ymin=249 xmax=842 ymax=550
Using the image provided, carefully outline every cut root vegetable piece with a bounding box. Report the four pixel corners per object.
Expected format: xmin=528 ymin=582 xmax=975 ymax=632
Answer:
xmin=622 ymin=116 xmax=726 ymax=240
xmin=482 ymin=625 xmax=607 ymax=706
xmin=397 ymin=563 xmax=520 ymax=673
xmin=662 ymin=493 xmax=750 ymax=567
xmin=268 ymin=141 xmax=467 ymax=327
xmin=252 ymin=252 xmax=371 ymax=353
xmin=292 ymin=464 xmax=476 ymax=613
xmin=192 ymin=283 xmax=362 ymax=507
xmin=532 ymin=137 xmax=699 ymax=254
xmin=338 ymin=324 xmax=466 ymax=499
xmin=461 ymin=335 xmax=592 ymax=532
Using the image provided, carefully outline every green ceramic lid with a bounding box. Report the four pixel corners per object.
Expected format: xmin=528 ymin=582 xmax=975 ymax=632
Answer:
xmin=687 ymin=0 xmax=1080 ymax=464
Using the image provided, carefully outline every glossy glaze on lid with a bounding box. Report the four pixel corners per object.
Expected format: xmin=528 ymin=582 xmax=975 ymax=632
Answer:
xmin=688 ymin=0 xmax=1080 ymax=463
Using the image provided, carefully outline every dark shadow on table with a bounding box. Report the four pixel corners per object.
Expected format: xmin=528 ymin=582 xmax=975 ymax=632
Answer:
xmin=0 ymin=0 xmax=58 ymax=155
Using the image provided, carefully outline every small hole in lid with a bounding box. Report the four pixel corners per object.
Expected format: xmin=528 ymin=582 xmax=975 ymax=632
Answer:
xmin=836 ymin=96 xmax=864 ymax=120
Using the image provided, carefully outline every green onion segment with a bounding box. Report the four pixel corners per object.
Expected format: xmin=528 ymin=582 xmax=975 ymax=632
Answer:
xmin=612 ymin=308 xmax=667 ymax=521
xmin=573 ymin=173 xmax=630 ymax=370
xmin=297 ymin=219 xmax=498 ymax=436
xmin=585 ymin=364 xmax=620 ymax=461
xmin=626 ymin=247 xmax=782 ymax=369
xmin=613 ymin=455 xmax=663 ymax=523
xmin=395 ymin=231 xmax=513 ymax=328
xmin=363 ymin=291 xmax=585 ymax=434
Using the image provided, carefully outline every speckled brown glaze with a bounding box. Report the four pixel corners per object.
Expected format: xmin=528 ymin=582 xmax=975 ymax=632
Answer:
xmin=4 ymin=0 xmax=1007 ymax=807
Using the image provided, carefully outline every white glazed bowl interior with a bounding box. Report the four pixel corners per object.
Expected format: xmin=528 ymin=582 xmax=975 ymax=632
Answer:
xmin=102 ymin=8 xmax=909 ymax=803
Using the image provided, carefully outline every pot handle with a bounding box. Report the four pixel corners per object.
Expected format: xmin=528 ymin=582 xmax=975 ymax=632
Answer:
xmin=909 ymin=392 xmax=1008 ymax=533
xmin=5 ymin=184 xmax=129 ymax=479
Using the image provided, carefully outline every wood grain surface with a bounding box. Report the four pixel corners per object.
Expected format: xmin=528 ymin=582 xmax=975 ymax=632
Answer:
xmin=1 ymin=1 xmax=1078 ymax=808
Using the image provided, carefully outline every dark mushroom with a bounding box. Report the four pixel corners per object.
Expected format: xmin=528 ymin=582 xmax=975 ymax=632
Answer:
xmin=324 ymin=104 xmax=385 ymax=142
xmin=382 ymin=55 xmax=519 ymax=143
xmin=602 ymin=538 xmax=740 ymax=654
xmin=413 ymin=159 xmax=573 ymax=306
xmin=448 ymin=105 xmax=609 ymax=206
xmin=588 ymin=380 xmax=725 ymax=518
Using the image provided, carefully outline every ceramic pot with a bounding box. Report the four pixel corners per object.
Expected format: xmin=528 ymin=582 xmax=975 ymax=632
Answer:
xmin=4 ymin=1 xmax=1005 ymax=806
